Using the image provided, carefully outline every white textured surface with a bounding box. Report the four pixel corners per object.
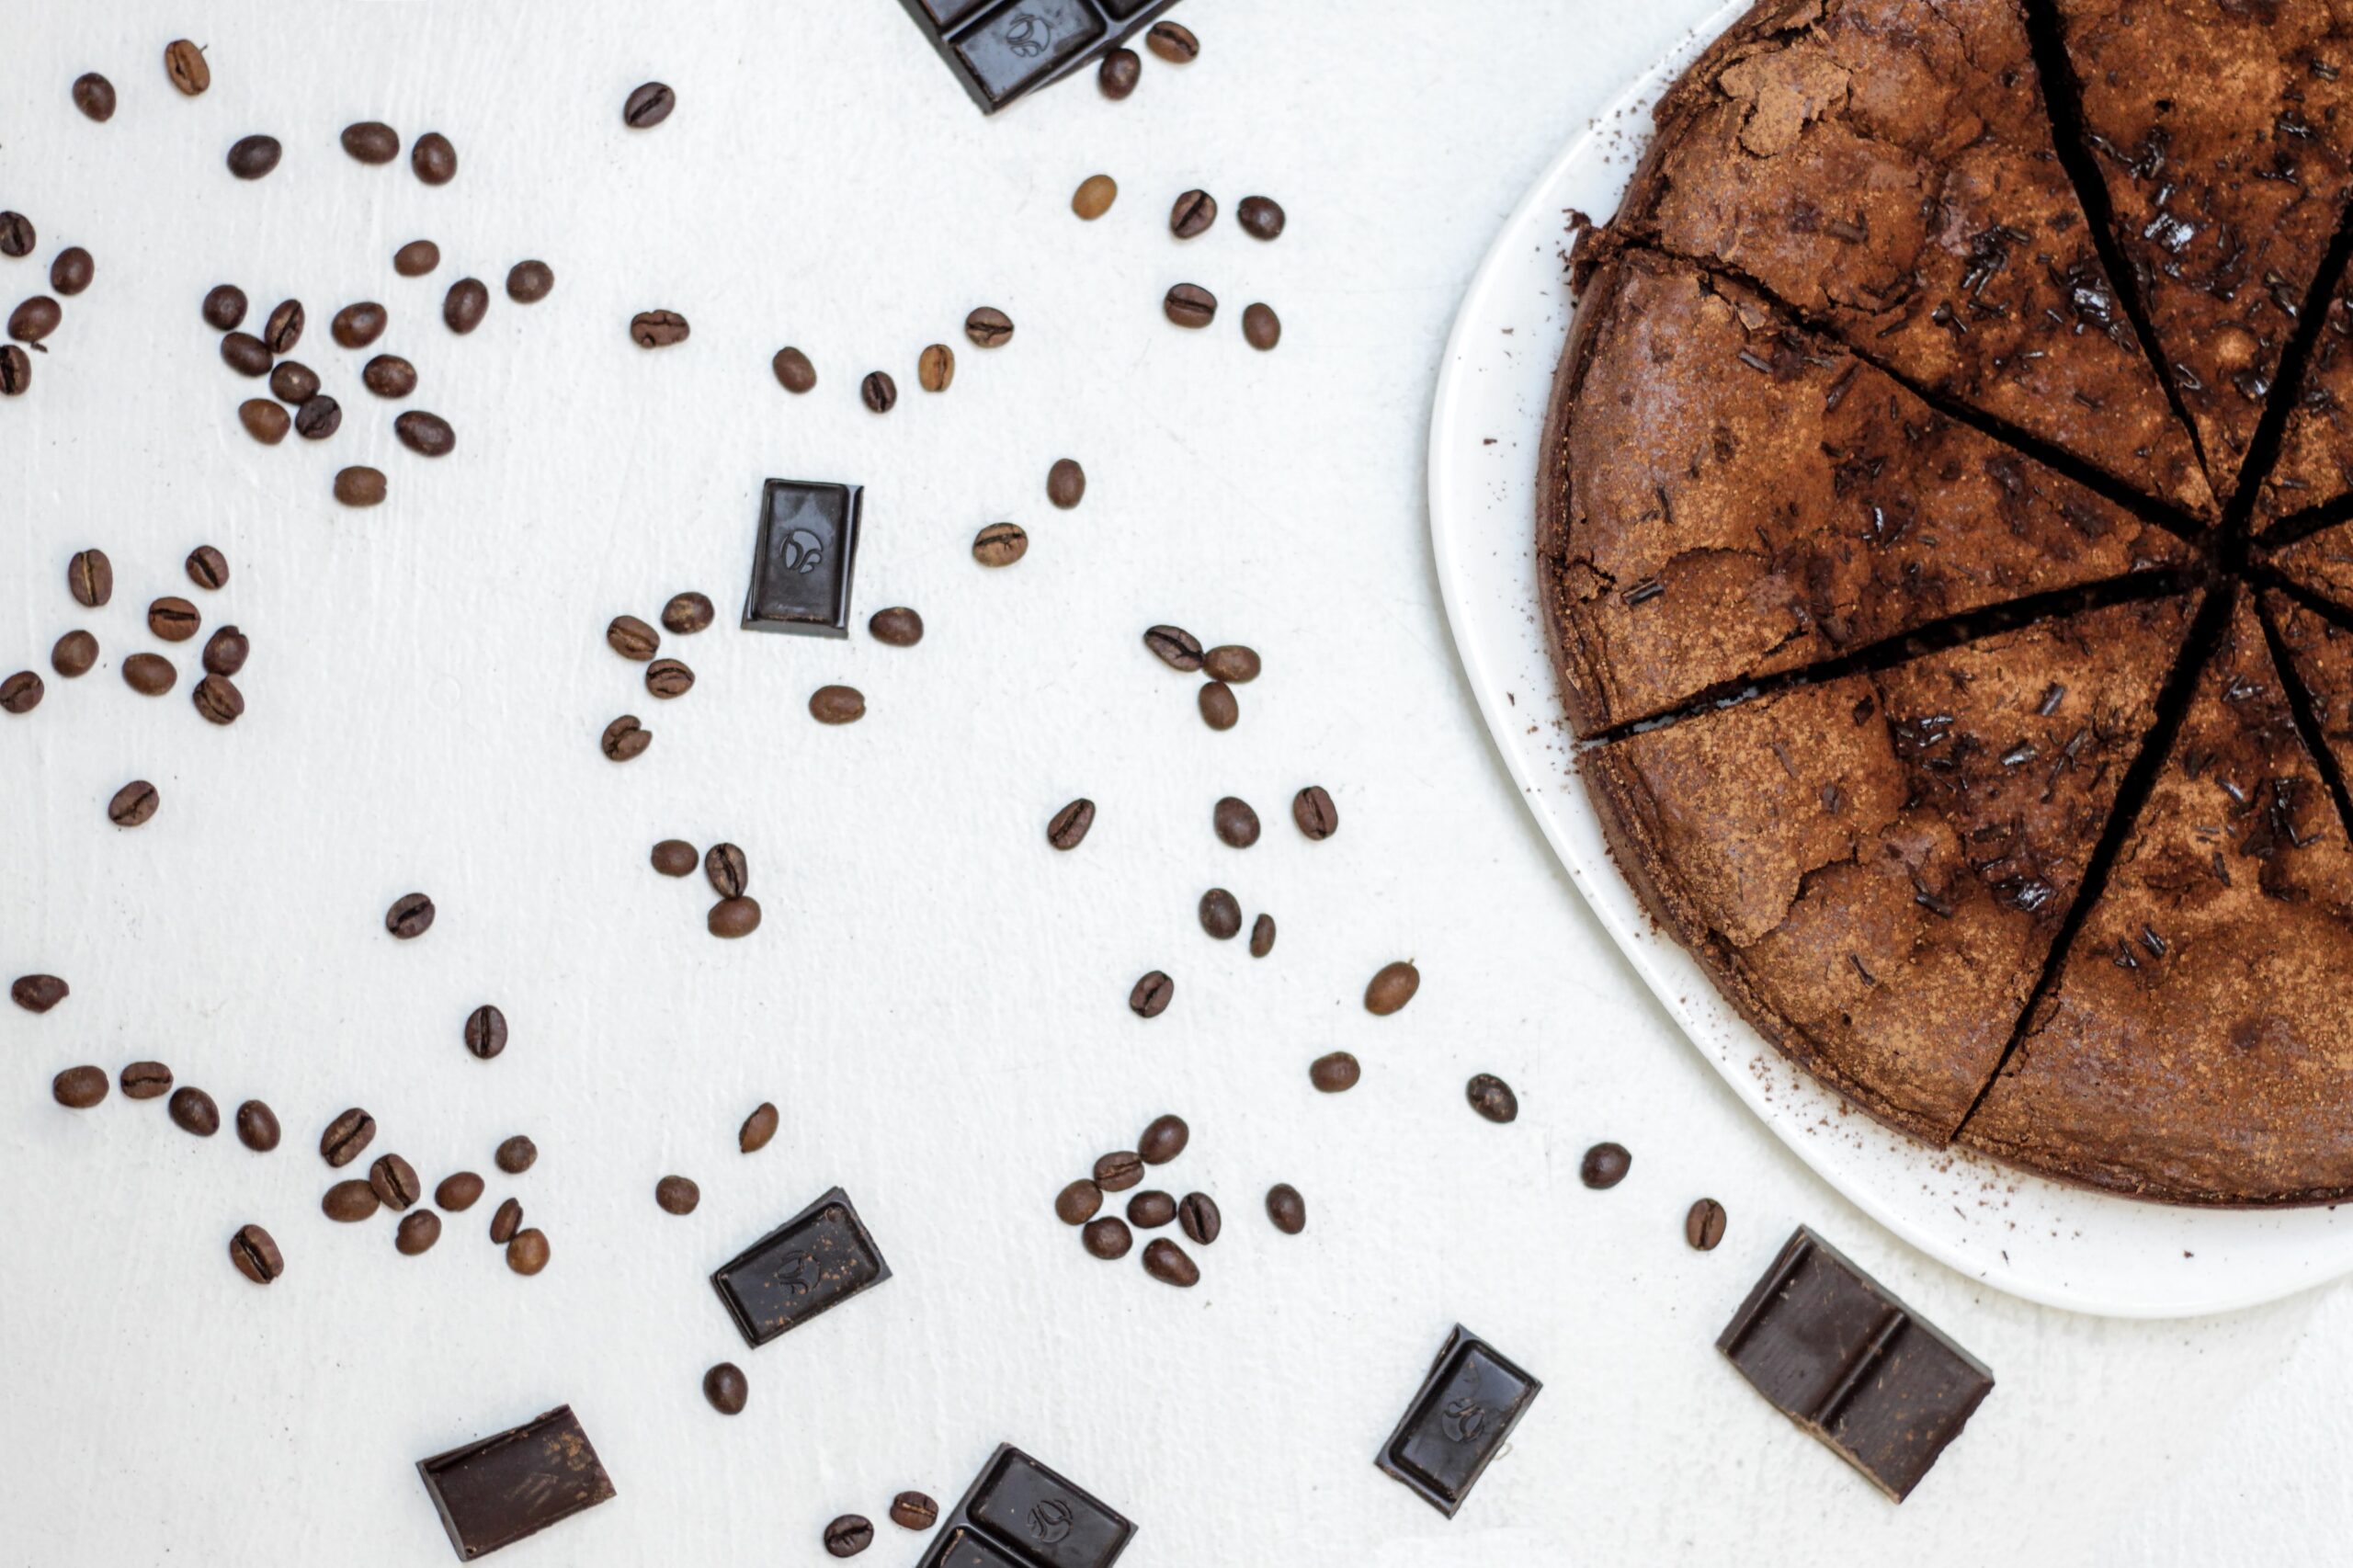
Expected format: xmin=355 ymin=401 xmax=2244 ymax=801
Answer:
xmin=0 ymin=3 xmax=2342 ymax=1565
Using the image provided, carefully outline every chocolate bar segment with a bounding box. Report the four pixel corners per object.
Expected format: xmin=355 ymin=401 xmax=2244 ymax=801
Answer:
xmin=895 ymin=0 xmax=1182 ymax=115
xmin=415 ymin=1403 xmax=616 ymax=1561
xmin=1717 ymin=1227 xmax=1993 ymax=1502
xmin=742 ymin=479 xmax=859 ymax=639
xmin=915 ymin=1444 xmax=1135 ymax=1568
xmin=710 ymin=1186 xmax=891 ymax=1347
xmin=1373 ymin=1324 xmax=1540 ymax=1517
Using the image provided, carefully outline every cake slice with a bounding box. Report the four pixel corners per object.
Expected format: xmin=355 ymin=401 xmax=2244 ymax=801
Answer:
xmin=1960 ymin=595 xmax=2353 ymax=1204
xmin=1541 ymin=248 xmax=2189 ymax=733
xmin=1586 ymin=595 xmax=2194 ymax=1140
xmin=2261 ymin=279 xmax=2353 ymax=526
xmin=1602 ymin=0 xmax=2212 ymax=515
xmin=2267 ymin=515 xmax=2353 ymax=610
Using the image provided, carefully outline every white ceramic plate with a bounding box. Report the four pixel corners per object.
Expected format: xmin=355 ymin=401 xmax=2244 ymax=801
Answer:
xmin=1426 ymin=0 xmax=2353 ymax=1318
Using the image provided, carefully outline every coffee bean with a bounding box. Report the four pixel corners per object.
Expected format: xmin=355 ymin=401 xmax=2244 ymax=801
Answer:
xmin=0 ymin=344 xmax=28 ymax=396
xmin=1143 ymin=624 xmax=1203 ymax=671
xmin=656 ymin=1175 xmax=700 ymax=1215
xmin=1266 ymin=1183 xmax=1306 ymax=1234
xmin=1055 ymin=1179 xmax=1103 ymax=1225
xmin=1199 ymin=889 xmax=1242 ymax=939
xmin=972 ymin=521 xmax=1027 ymax=566
xmin=226 ymin=135 xmax=281 ymax=180
xmin=459 ymin=1001 xmax=507 ymax=1061
xmin=1177 ymin=1192 xmax=1222 ymax=1245
xmin=1047 ymin=798 xmax=1096 ymax=849
xmin=331 ymin=301 xmax=387 ymax=348
xmin=268 ymin=360 xmax=318 ymax=403
xmin=506 ymin=260 xmax=554 ymax=303
xmin=122 ymin=654 xmax=176 ymax=696
xmin=663 ymin=592 xmax=715 ymax=634
xmin=119 ymin=1060 xmax=171 ymax=1098
xmin=52 ymin=1066 xmax=108 ymax=1108
xmin=704 ymin=1362 xmax=749 ymax=1415
xmin=147 ymin=597 xmax=199 ymax=642
xmin=1127 ymin=1189 xmax=1176 ymax=1229
xmin=436 ymin=1172 xmax=483 ymax=1210
xmin=397 ymin=1210 xmax=442 ymax=1255
xmin=164 ymin=39 xmax=210 ymax=95
xmin=15 ymin=977 xmax=69 ymax=1017
xmin=1072 ymin=173 xmax=1118 ymax=219
xmin=0 ymin=671 xmax=42 ymax=714
xmin=341 ymin=121 xmax=400 ymax=164
xmin=1365 ymin=960 xmax=1419 ymax=1016
xmin=262 ymin=299 xmax=304 ymax=354
xmin=824 ymin=1515 xmax=873 ymax=1558
xmin=631 ymin=309 xmax=689 ymax=347
xmin=202 ymin=285 xmax=247 ymax=331
xmin=1309 ymin=1051 xmax=1364 ymax=1095
xmin=8 ymin=296 xmax=62 ymax=345
xmin=1082 ymin=1217 xmax=1132 ymax=1259
xmin=1170 ymin=189 xmax=1218 ymax=239
xmin=705 ymin=843 xmax=749 ymax=899
xmin=1686 ymin=1197 xmax=1728 ymax=1251
xmin=385 ymin=892 xmax=436 ymax=939
xmin=323 ymin=1179 xmax=380 ymax=1222
xmin=891 ymin=1492 xmax=938 ymax=1531
xmin=1199 ymin=681 xmax=1238 ymax=731
xmin=607 ymin=615 xmax=660 ymax=661
xmin=394 ymin=410 xmax=454 ymax=456
xmin=1130 ymin=970 xmax=1174 ymax=1018
xmin=369 ymin=1152 xmax=422 ymax=1210
xmin=651 ymin=840 xmax=697 ymax=877
xmin=1292 ymin=785 xmax=1337 ymax=841
xmin=221 ymin=332 xmax=272 ymax=377
xmin=1581 ymin=1142 xmax=1632 ymax=1188
xmin=230 ymin=1224 xmax=284 ymax=1284
xmin=204 ymin=625 xmax=249 ymax=676
xmin=620 ymin=78 xmax=678 ymax=127
xmin=1098 ymin=47 xmax=1140 ymax=98
xmin=506 ymin=1229 xmax=551 ymax=1275
xmin=1095 ymin=1151 xmax=1144 ymax=1191
xmin=772 ymin=347 xmax=817 ymax=392
xmin=1213 ymin=796 xmax=1260 ymax=847
xmin=50 ymin=248 xmax=94 ymax=297
xmin=495 ymin=1135 xmax=537 ymax=1175
xmin=490 ymin=1197 xmax=523 ymax=1244
xmin=0 ymin=215 xmax=28 ymax=265
xmin=63 ymin=551 xmax=112 ymax=614
xmin=1237 ymin=196 xmax=1287 ymax=241
xmin=362 ymin=355 xmax=416 ymax=399
xmin=294 ymin=392 xmax=342 ymax=439
xmin=1197 ymin=648 xmax=1255 ymax=687
xmin=394 ymin=239 xmax=440 ymax=277
xmin=1047 ymin=458 xmax=1086 ymax=509
xmin=182 ymin=544 xmax=230 ymax=592
xmin=334 ymin=466 xmax=388 ymax=507
xmin=1243 ymin=302 xmax=1282 ymax=350
xmin=708 ymin=897 xmax=763 ymax=937
xmin=1142 ymin=1237 xmax=1199 ymax=1286
xmin=192 ymin=674 xmax=244 ymax=724
xmin=869 ymin=607 xmax=924 ymax=645
xmin=1465 ymin=1074 xmax=1518 ymax=1124
xmin=321 ymin=1108 xmax=376 ymax=1167
xmin=73 ymin=73 xmax=117 ymax=122
xmin=917 ymin=343 xmax=954 ymax=392
xmin=645 ymin=658 xmax=694 ymax=698
xmin=1139 ymin=1112 xmax=1189 ymax=1165
xmin=860 ymin=369 xmax=897 ymax=412
xmin=235 ymin=1099 xmax=280 ymax=1151
xmin=1147 ymin=20 xmax=1199 ymax=62
xmin=411 ymin=131 xmax=457 ymax=185
xmin=237 ymin=398 xmax=290 ymax=444
xmin=740 ymin=1101 xmax=780 ymax=1153
xmin=51 ymin=631 xmax=97 ymax=678
xmin=1165 ymin=283 xmax=1217 ymax=328
xmin=443 ymin=278 xmax=489 ymax=335
xmin=809 ymin=685 xmax=865 ymax=724
xmin=965 ymin=306 xmax=1015 ymax=347
xmin=108 ymin=780 xmax=159 ymax=827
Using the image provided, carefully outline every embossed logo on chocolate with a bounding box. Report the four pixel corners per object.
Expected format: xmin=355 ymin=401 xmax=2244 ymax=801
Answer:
xmin=775 ymin=1250 xmax=817 ymax=1295
xmin=1439 ymin=1395 xmax=1489 ymax=1443
xmin=1005 ymin=12 xmax=1053 ymax=58
xmin=776 ymin=527 xmax=824 ymax=575
xmin=1027 ymin=1498 xmax=1074 ymax=1544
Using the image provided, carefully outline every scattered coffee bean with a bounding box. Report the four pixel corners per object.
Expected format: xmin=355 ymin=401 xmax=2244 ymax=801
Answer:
xmin=1139 ymin=1113 xmax=1189 ymax=1165
xmin=495 ymin=1135 xmax=537 ymax=1175
xmin=1072 ymin=173 xmax=1118 ymax=220
xmin=1130 ymin=970 xmax=1174 ymax=1018
xmin=630 ymin=309 xmax=689 ymax=347
xmin=772 ymin=346 xmax=817 ymax=392
xmin=411 ymin=131 xmax=457 ymax=185
xmin=8 ymin=296 xmax=62 ymax=345
xmin=645 ymin=658 xmax=693 ymax=699
xmin=740 ymin=1101 xmax=780 ymax=1153
xmin=1365 ymin=960 xmax=1420 ymax=1016
xmin=369 ymin=1152 xmax=422 ymax=1210
xmin=393 ymin=239 xmax=439 ymax=277
xmin=334 ymin=466 xmax=388 ymax=506
xmin=393 ymin=409 xmax=453 ymax=456
xmin=1237 ymin=196 xmax=1287 ymax=241
xmin=185 ymin=544 xmax=230 ymax=590
xmin=891 ymin=1493 xmax=938 ymax=1531
xmin=385 ymin=892 xmax=436 ymax=939
xmin=1147 ymin=20 xmax=1199 ymax=62
xmin=226 ymin=135 xmax=281 ymax=180
xmin=1170 ymin=189 xmax=1218 ymax=239
xmin=268 ymin=360 xmax=319 ymax=403
xmin=1292 ymin=785 xmax=1337 ymax=841
xmin=607 ymin=614 xmax=660 ymax=661
xmin=1266 ymin=1183 xmax=1306 ymax=1234
xmin=1203 ymin=645 xmax=1259 ymax=684
xmin=809 ymin=684 xmax=865 ymax=724
xmin=323 ymin=1179 xmax=380 ymax=1222
xmin=1047 ymin=458 xmax=1086 ymax=509
xmin=63 ymin=551 xmax=111 ymax=614
xmin=1142 ymin=1236 xmax=1199 ymax=1286
xmin=1047 ymin=797 xmax=1096 ymax=849
xmin=972 ymin=521 xmax=1028 ymax=566
xmin=708 ymin=896 xmax=762 ymax=937
xmin=436 ymin=1172 xmax=484 ymax=1210
xmin=624 ymin=81 xmax=676 ymax=127
xmin=52 ymin=1066 xmax=108 ymax=1108
xmin=1 ymin=671 xmax=42 ymax=714
xmin=663 ymin=592 xmax=716 ymax=634
xmin=917 ymin=343 xmax=954 ymax=392
xmin=220 ymin=332 xmax=272 ymax=377
xmin=235 ymin=1099 xmax=280 ymax=1152
xmin=0 ymin=214 xmax=29 ymax=263
xmin=397 ymin=1210 xmax=442 ymax=1256
xmin=238 ymin=398 xmax=290 ymax=444
xmin=489 ymin=1197 xmax=523 ymax=1244
xmin=1466 ymin=1074 xmax=1518 ymax=1124
xmin=965 ymin=305 xmax=1014 ymax=347
xmin=1581 ymin=1142 xmax=1632 ymax=1189
xmin=119 ymin=1060 xmax=171 ymax=1097
xmin=342 ymin=121 xmax=400 ymax=163
xmin=320 ymin=1107 xmax=376 ymax=1167
xmin=201 ymin=285 xmax=248 ymax=332
xmin=1055 ymin=1179 xmax=1103 ymax=1225
xmin=50 ymin=247 xmax=94 ymax=297
xmin=1095 ymin=1151 xmax=1144 ymax=1191
xmin=869 ymin=606 xmax=923 ymax=645
xmin=362 ymin=354 xmax=416 ymax=398
xmin=860 ymin=369 xmax=896 ymax=412
xmin=1177 ymin=1192 xmax=1222 ymax=1245
xmin=705 ymin=843 xmax=749 ymax=899
xmin=191 ymin=673 xmax=244 ymax=725
xmin=0 ymin=344 xmax=28 ymax=396
xmin=330 ymin=301 xmax=387 ymax=348
xmin=1310 ymin=1052 xmax=1361 ymax=1094
xmin=1082 ymin=1216 xmax=1132 ymax=1259
xmin=506 ymin=260 xmax=554 ymax=302
xmin=824 ymin=1515 xmax=873 ymax=1558
xmin=1127 ymin=1189 xmax=1176 ymax=1229
xmin=656 ymin=1176 xmax=700 ymax=1215
xmin=704 ymin=1362 xmax=748 ymax=1415
xmin=506 ymin=1228 xmax=551 ymax=1275
xmin=651 ymin=839 xmax=698 ymax=877
xmin=51 ymin=631 xmax=97 ymax=678
xmin=1687 ymin=1197 xmax=1728 ymax=1251
xmin=1143 ymin=624 xmax=1203 ymax=670
xmin=1199 ymin=681 xmax=1238 ymax=731
xmin=443 ymin=278 xmax=489 ymax=334
xmin=1199 ymin=888 xmax=1242 ymax=939
xmin=164 ymin=39 xmax=210 ymax=96
xmin=148 ymin=597 xmax=199 ymax=642
xmin=1098 ymin=47 xmax=1140 ymax=98
xmin=262 ymin=299 xmax=303 ymax=354
xmin=1213 ymin=796 xmax=1260 ymax=847
xmin=122 ymin=653 xmax=176 ymax=696
xmin=15 ymin=979 xmax=68 ymax=1018
xmin=1165 ymin=283 xmax=1217 ymax=327
xmin=1243 ymin=302 xmax=1281 ymax=350
xmin=230 ymin=1224 xmax=284 ymax=1284
xmin=108 ymin=779 xmax=159 ymax=827
xmin=463 ymin=1001 xmax=507 ymax=1061
xmin=73 ymin=73 xmax=117 ymax=122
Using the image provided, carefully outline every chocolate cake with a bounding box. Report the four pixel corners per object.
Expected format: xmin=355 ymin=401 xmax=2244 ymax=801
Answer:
xmin=1545 ymin=0 xmax=2353 ymax=1204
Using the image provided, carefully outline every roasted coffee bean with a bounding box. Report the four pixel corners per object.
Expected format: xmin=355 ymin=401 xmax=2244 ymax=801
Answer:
xmin=50 ymin=247 xmax=94 ymax=296
xmin=1310 ymin=1051 xmax=1362 ymax=1094
xmin=740 ymin=1101 xmax=780 ymax=1153
xmin=202 ymin=284 xmax=248 ymax=331
xmin=651 ymin=839 xmax=698 ymax=877
xmin=663 ymin=592 xmax=715 ymax=634
xmin=362 ymin=354 xmax=416 ymax=398
xmin=1143 ymin=624 xmax=1203 ymax=670
xmin=443 ymin=278 xmax=489 ymax=334
xmin=630 ymin=309 xmax=689 ymax=347
xmin=0 ymin=213 xmax=32 ymax=263
xmin=411 ymin=131 xmax=457 ymax=185
xmin=1266 ymin=1183 xmax=1306 ymax=1234
xmin=1130 ymin=970 xmax=1174 ymax=1018
xmin=1165 ymin=283 xmax=1217 ymax=327
xmin=235 ymin=1099 xmax=280 ymax=1151
xmin=0 ymin=344 xmax=28 ymax=396
xmin=624 ymin=81 xmax=676 ymax=127
xmin=965 ymin=305 xmax=1014 ymax=347
xmin=1237 ymin=196 xmax=1287 ymax=241
xmin=860 ymin=369 xmax=896 ymax=412
xmin=204 ymin=625 xmax=248 ymax=676
xmin=1199 ymin=681 xmax=1238 ymax=731
xmin=108 ymin=779 xmax=159 ymax=827
xmin=230 ymin=1224 xmax=284 ymax=1284
xmin=1466 ymin=1074 xmax=1518 ymax=1124
xmin=119 ymin=1061 xmax=171 ymax=1097
xmin=917 ymin=343 xmax=954 ymax=392
xmin=1082 ymin=1216 xmax=1132 ymax=1259
xmin=0 ymin=671 xmax=42 ymax=714
xmin=1365 ymin=960 xmax=1420 ymax=1016
xmin=1292 ymin=785 xmax=1337 ymax=840
xmin=397 ymin=1210 xmax=442 ymax=1255
xmin=809 ymin=685 xmax=865 ymax=724
xmin=262 ymin=298 xmax=303 ymax=353
xmin=705 ymin=843 xmax=749 ymax=899
xmin=506 ymin=1228 xmax=551 ymax=1275
xmin=52 ymin=1065 xmax=108 ymax=1108
xmin=1169 ymin=189 xmax=1218 ymax=238
xmin=393 ymin=239 xmax=439 ymax=277
xmin=14 ymin=976 xmax=71 ymax=1014
xmin=341 ymin=121 xmax=400 ymax=164
xmin=869 ymin=606 xmax=923 ymax=645
xmin=394 ymin=409 xmax=454 ymax=456
xmin=148 ymin=597 xmax=199 ymax=642
xmin=824 ymin=1515 xmax=873 ymax=1558
xmin=164 ymin=39 xmax=210 ymax=95
xmin=506 ymin=260 xmax=554 ymax=303
xmin=655 ymin=1175 xmax=700 ymax=1215
xmin=1095 ymin=1151 xmax=1144 ymax=1192
xmin=292 ymin=394 xmax=342 ymax=440
xmin=1072 ymin=173 xmax=1118 ymax=219
xmin=320 ymin=1107 xmax=376 ymax=1167
xmin=122 ymin=654 xmax=176 ymax=696
xmin=1686 ymin=1197 xmax=1728 ymax=1251
xmin=238 ymin=398 xmax=290 ymax=444
xmin=1177 ymin=1192 xmax=1222 ymax=1245
xmin=458 ymin=1003 xmax=510 ymax=1066
xmin=51 ymin=631 xmax=97 ymax=677
xmin=1098 ymin=47 xmax=1140 ymax=98
xmin=385 ymin=892 xmax=436 ymax=939
xmin=1047 ymin=798 xmax=1096 ymax=849
xmin=972 ymin=521 xmax=1027 ymax=566
xmin=1199 ymin=888 xmax=1242 ymax=939
xmin=369 ymin=1152 xmax=422 ymax=1210
xmin=607 ymin=614 xmax=660 ymax=660
xmin=436 ymin=1172 xmax=483 ymax=1210
xmin=495 ymin=1135 xmax=537 ymax=1175
xmin=704 ymin=1362 xmax=748 ymax=1415
xmin=65 ymin=548 xmax=111 ymax=609
xmin=226 ymin=134 xmax=281 ymax=179
xmin=334 ymin=466 xmax=388 ymax=506
xmin=1203 ymin=644 xmax=1259 ymax=683
xmin=1142 ymin=1237 xmax=1199 ymax=1287
xmin=489 ymin=1197 xmax=523 ymax=1244
xmin=324 ymin=1179 xmax=380 ymax=1222
xmin=890 ymin=1493 xmax=938 ymax=1531
xmin=330 ymin=301 xmax=387 ymax=347
xmin=1581 ymin=1142 xmax=1632 ymax=1189
xmin=1147 ymin=20 xmax=1199 ymax=62
xmin=708 ymin=896 xmax=763 ymax=937
xmin=1127 ymin=1189 xmax=1176 ymax=1229
xmin=185 ymin=544 xmax=230 ymax=590
xmin=9 ymin=296 xmax=62 ymax=344
xmin=1213 ymin=796 xmax=1260 ymax=847
xmin=268 ymin=360 xmax=319 ymax=403
xmin=1047 ymin=458 xmax=1086 ymax=509
xmin=73 ymin=73 xmax=117 ymax=122
xmin=192 ymin=673 xmax=245 ymax=724
xmin=1243 ymin=302 xmax=1282 ymax=350
xmin=645 ymin=658 xmax=693 ymax=699
xmin=1139 ymin=1112 xmax=1189 ymax=1165
xmin=772 ymin=346 xmax=817 ymax=392
xmin=1054 ymin=1179 xmax=1102 ymax=1225
xmin=220 ymin=332 xmax=272 ymax=377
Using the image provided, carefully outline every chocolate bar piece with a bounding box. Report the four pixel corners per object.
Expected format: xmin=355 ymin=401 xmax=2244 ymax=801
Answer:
xmin=1373 ymin=1324 xmax=1541 ymax=1517
xmin=915 ymin=1444 xmax=1135 ymax=1568
xmin=710 ymin=1186 xmax=891 ymax=1347
xmin=743 ymin=479 xmax=860 ymax=638
xmin=1717 ymin=1226 xmax=1994 ymax=1502
xmin=415 ymin=1403 xmax=616 ymax=1561
xmin=896 ymin=0 xmax=1184 ymax=115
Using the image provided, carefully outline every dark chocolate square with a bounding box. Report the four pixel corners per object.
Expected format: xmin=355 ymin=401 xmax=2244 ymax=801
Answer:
xmin=1718 ymin=1226 xmax=1994 ymax=1502
xmin=895 ymin=0 xmax=1182 ymax=115
xmin=415 ymin=1403 xmax=616 ymax=1561
xmin=710 ymin=1186 xmax=891 ymax=1347
xmin=916 ymin=1445 xmax=1135 ymax=1568
xmin=920 ymin=0 xmax=994 ymax=24
xmin=1373 ymin=1324 xmax=1541 ymax=1518
xmin=742 ymin=479 xmax=859 ymax=639
xmin=927 ymin=1527 xmax=1030 ymax=1568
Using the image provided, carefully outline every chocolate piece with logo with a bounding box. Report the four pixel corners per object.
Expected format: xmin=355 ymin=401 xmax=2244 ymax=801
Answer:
xmin=743 ymin=480 xmax=861 ymax=639
xmin=895 ymin=0 xmax=1185 ymax=116
xmin=710 ymin=1186 xmax=891 ymax=1347
xmin=915 ymin=1443 xmax=1134 ymax=1568
xmin=1374 ymin=1324 xmax=1541 ymax=1518
xmin=415 ymin=1403 xmax=616 ymax=1560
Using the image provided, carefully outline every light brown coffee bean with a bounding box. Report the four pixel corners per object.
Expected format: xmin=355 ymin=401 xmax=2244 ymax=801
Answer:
xmin=1365 ymin=960 xmax=1420 ymax=1016
xmin=506 ymin=1227 xmax=551 ymax=1275
xmin=917 ymin=343 xmax=954 ymax=392
xmin=972 ymin=521 xmax=1027 ymax=566
xmin=164 ymin=39 xmax=210 ymax=96
xmin=1072 ymin=174 xmax=1118 ymax=219
xmin=122 ymin=653 xmax=176 ymax=696
xmin=335 ymin=466 xmax=388 ymax=506
xmin=740 ymin=1101 xmax=780 ymax=1153
xmin=323 ymin=1179 xmax=380 ymax=1222
xmin=436 ymin=1172 xmax=484 ymax=1210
